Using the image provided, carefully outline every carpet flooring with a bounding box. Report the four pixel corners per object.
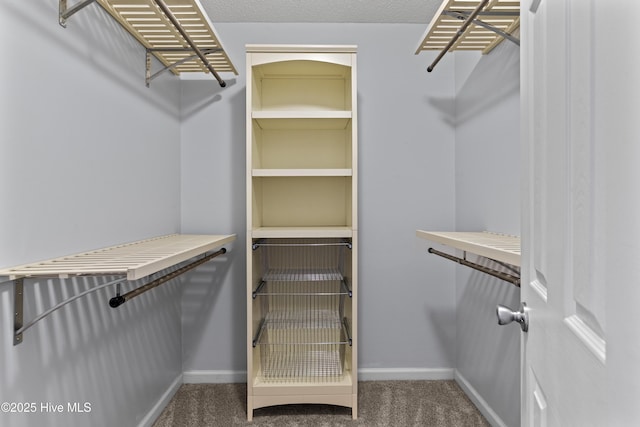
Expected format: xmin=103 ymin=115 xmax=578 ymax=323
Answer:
xmin=153 ymin=380 xmax=490 ymax=426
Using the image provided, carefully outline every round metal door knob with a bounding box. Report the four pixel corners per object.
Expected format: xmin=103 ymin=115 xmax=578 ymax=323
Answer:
xmin=496 ymin=302 xmax=529 ymax=332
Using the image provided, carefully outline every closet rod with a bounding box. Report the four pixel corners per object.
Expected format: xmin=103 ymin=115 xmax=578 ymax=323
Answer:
xmin=109 ymin=248 xmax=226 ymax=308
xmin=152 ymin=0 xmax=226 ymax=87
xmin=427 ymin=0 xmax=489 ymax=72
xmin=428 ymin=247 xmax=520 ymax=286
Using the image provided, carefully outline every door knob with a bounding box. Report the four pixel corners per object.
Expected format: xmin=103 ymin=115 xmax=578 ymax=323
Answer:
xmin=496 ymin=302 xmax=529 ymax=332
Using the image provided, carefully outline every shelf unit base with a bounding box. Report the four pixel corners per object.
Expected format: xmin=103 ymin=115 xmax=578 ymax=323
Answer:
xmin=249 ymin=374 xmax=357 ymax=420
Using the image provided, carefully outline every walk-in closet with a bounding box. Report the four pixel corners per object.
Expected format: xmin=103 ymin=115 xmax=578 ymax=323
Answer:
xmin=3 ymin=1 xmax=640 ymax=427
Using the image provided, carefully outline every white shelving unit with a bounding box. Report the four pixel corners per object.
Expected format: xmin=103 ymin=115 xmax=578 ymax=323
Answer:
xmin=246 ymin=45 xmax=358 ymax=420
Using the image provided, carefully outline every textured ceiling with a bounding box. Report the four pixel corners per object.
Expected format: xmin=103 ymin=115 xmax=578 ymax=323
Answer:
xmin=199 ymin=0 xmax=443 ymax=24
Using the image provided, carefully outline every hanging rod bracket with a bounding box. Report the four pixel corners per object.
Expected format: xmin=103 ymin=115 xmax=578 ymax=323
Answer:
xmin=13 ymin=276 xmax=126 ymax=345
xmin=443 ymin=10 xmax=520 ymax=46
xmin=428 ymin=247 xmax=520 ymax=287
xmin=145 ymin=48 xmax=223 ymax=87
xmin=13 ymin=278 xmax=24 ymax=345
xmin=59 ymin=0 xmax=97 ymax=28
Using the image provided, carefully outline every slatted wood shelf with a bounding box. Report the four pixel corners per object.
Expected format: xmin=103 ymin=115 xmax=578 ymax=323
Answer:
xmin=97 ymin=0 xmax=237 ymax=75
xmin=0 ymin=234 xmax=236 ymax=281
xmin=416 ymin=0 xmax=520 ymax=55
xmin=416 ymin=230 xmax=520 ymax=266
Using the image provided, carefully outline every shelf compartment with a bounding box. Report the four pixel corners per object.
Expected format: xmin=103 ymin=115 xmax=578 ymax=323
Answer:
xmin=253 ymin=311 xmax=350 ymax=383
xmin=252 ymin=177 xmax=353 ymax=229
xmin=251 ymin=120 xmax=352 ymax=170
xmin=251 ymin=60 xmax=352 ymax=112
xmin=253 ymin=278 xmax=350 ymax=298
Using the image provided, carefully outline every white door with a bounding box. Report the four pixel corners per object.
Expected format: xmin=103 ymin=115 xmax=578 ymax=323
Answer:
xmin=521 ymin=0 xmax=640 ymax=425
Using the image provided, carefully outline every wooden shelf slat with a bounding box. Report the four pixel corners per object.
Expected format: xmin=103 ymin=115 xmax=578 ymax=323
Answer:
xmin=97 ymin=0 xmax=237 ymax=75
xmin=0 ymin=234 xmax=236 ymax=280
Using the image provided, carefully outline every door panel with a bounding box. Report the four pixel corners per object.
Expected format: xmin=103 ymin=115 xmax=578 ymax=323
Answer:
xmin=522 ymin=0 xmax=606 ymax=425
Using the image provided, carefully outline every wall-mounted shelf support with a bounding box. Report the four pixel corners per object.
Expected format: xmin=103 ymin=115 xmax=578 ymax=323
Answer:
xmin=59 ymin=0 xmax=97 ymax=28
xmin=13 ymin=276 xmax=126 ymax=346
xmin=145 ymin=48 xmax=222 ymax=87
xmin=13 ymin=278 xmax=24 ymax=346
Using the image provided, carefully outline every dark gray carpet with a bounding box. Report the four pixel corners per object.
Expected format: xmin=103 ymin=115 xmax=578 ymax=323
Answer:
xmin=153 ymin=381 xmax=490 ymax=426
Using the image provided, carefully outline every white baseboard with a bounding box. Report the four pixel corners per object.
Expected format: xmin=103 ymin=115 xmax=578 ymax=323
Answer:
xmin=183 ymin=370 xmax=247 ymax=384
xmin=454 ymin=370 xmax=506 ymax=427
xmin=358 ymin=367 xmax=454 ymax=381
xmin=182 ymin=368 xmax=454 ymax=384
xmin=138 ymin=373 xmax=183 ymax=427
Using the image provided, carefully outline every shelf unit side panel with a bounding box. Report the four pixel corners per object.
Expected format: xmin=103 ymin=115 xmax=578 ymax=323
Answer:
xmin=350 ymin=54 xmax=358 ymax=231
xmin=251 ymin=176 xmax=264 ymax=229
xmin=348 ymin=230 xmax=358 ymax=394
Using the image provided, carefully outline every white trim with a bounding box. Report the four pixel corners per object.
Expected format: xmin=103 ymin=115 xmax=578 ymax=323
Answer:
xmin=564 ymin=315 xmax=606 ymax=364
xmin=138 ymin=374 xmax=183 ymax=427
xmin=181 ymin=368 xmax=454 ymax=384
xmin=454 ymin=370 xmax=507 ymax=427
xmin=183 ymin=370 xmax=247 ymax=384
xmin=358 ymin=367 xmax=454 ymax=381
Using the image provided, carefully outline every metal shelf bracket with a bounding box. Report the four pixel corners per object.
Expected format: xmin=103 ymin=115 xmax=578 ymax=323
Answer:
xmin=145 ymin=48 xmax=223 ymax=87
xmin=443 ymin=10 xmax=520 ymax=46
xmin=59 ymin=0 xmax=97 ymax=28
xmin=13 ymin=278 xmax=24 ymax=345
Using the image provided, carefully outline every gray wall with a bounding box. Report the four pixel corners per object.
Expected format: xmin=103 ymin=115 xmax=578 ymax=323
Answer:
xmin=179 ymin=23 xmax=460 ymax=375
xmin=1 ymin=1 xmax=183 ymax=427
xmin=453 ymin=42 xmax=521 ymax=427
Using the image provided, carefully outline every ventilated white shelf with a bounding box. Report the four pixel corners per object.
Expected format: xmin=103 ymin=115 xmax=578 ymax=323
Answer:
xmin=97 ymin=0 xmax=237 ymax=75
xmin=416 ymin=230 xmax=520 ymax=266
xmin=415 ymin=0 xmax=520 ymax=54
xmin=0 ymin=234 xmax=236 ymax=281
